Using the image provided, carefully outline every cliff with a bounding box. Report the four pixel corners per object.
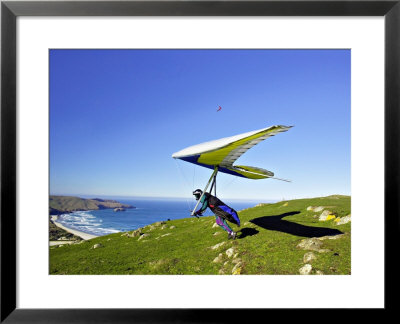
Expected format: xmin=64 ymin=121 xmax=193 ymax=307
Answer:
xmin=49 ymin=195 xmax=134 ymax=214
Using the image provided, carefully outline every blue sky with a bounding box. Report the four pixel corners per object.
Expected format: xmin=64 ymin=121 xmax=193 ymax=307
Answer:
xmin=50 ymin=49 xmax=350 ymax=201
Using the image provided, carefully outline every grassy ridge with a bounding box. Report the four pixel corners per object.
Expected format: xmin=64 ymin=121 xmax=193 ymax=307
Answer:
xmin=50 ymin=195 xmax=351 ymax=275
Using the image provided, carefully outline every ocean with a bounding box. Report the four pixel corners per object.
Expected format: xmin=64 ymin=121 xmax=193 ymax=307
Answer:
xmin=55 ymin=197 xmax=276 ymax=236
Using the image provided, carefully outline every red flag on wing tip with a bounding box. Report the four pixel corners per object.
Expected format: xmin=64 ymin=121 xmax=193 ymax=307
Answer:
xmin=217 ymin=105 xmax=222 ymax=112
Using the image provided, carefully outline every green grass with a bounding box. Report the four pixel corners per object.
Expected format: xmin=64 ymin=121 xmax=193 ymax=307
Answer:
xmin=50 ymin=195 xmax=351 ymax=275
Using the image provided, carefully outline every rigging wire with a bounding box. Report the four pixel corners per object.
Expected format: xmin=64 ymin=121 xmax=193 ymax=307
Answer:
xmin=217 ymin=173 xmax=238 ymax=197
xmin=192 ymin=164 xmax=196 ymax=191
xmin=174 ymin=159 xmax=195 ymax=213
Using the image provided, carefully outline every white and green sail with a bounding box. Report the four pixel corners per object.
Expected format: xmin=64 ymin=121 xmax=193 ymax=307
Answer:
xmin=172 ymin=125 xmax=292 ymax=179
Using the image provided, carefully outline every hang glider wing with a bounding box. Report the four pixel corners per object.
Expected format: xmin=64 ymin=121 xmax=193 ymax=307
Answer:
xmin=172 ymin=125 xmax=292 ymax=179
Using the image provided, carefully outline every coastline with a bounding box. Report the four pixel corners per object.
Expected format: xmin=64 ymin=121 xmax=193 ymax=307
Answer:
xmin=51 ymin=215 xmax=99 ymax=240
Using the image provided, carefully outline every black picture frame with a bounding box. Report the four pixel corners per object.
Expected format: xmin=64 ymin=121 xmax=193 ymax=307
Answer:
xmin=1 ymin=0 xmax=398 ymax=322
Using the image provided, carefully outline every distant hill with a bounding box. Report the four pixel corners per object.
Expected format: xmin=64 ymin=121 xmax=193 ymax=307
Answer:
xmin=49 ymin=195 xmax=134 ymax=214
xmin=50 ymin=195 xmax=351 ymax=275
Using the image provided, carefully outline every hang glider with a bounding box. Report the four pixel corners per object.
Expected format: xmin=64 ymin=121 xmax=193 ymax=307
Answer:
xmin=172 ymin=125 xmax=292 ymax=179
xmin=172 ymin=125 xmax=293 ymax=216
xmin=217 ymin=105 xmax=222 ymax=112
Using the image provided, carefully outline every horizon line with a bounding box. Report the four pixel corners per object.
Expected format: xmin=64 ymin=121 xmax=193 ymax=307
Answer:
xmin=49 ymin=193 xmax=350 ymax=201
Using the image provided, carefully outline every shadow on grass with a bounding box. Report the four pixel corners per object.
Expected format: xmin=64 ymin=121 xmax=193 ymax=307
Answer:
xmin=250 ymin=211 xmax=343 ymax=238
xmin=237 ymin=227 xmax=259 ymax=239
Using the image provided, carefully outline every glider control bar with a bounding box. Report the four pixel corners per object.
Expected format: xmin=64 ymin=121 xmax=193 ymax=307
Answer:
xmin=191 ymin=166 xmax=219 ymax=217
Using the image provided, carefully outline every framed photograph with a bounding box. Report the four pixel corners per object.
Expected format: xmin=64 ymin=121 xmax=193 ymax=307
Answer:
xmin=1 ymin=0 xmax=398 ymax=321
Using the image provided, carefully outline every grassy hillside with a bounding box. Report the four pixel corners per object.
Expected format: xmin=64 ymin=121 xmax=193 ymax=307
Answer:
xmin=50 ymin=195 xmax=351 ymax=275
xmin=49 ymin=195 xmax=133 ymax=214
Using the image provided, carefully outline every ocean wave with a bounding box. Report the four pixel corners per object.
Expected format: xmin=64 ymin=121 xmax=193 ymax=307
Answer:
xmin=96 ymin=227 xmax=120 ymax=234
xmin=57 ymin=210 xmax=122 ymax=236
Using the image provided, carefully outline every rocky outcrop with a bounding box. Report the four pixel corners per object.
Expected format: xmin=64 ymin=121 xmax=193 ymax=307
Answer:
xmin=297 ymin=238 xmax=330 ymax=253
xmin=309 ymin=208 xmax=350 ymax=224
xmin=121 ymin=229 xmax=142 ymax=238
xmin=319 ymin=210 xmax=336 ymax=221
xmin=318 ymin=234 xmax=345 ymax=240
xmin=299 ymin=264 xmax=312 ymax=275
xmin=225 ymin=248 xmax=236 ymax=258
xmin=297 ymin=233 xmax=346 ymax=254
xmin=138 ymin=233 xmax=150 ymax=241
xmin=210 ymin=242 xmax=226 ymax=250
xmin=114 ymin=207 xmax=126 ymax=212
xmin=335 ymin=215 xmax=351 ymax=225
xmin=232 ymin=262 xmax=243 ymax=275
xmin=154 ymin=221 xmax=166 ymax=226
xmin=146 ymin=221 xmax=168 ymax=232
xmin=307 ymin=206 xmax=325 ymax=212
xmin=213 ymin=253 xmax=224 ymax=263
xmin=303 ymin=252 xmax=316 ymax=263
xmin=211 ymin=245 xmax=243 ymax=275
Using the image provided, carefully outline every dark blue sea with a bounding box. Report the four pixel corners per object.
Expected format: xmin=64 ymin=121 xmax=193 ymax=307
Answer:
xmin=55 ymin=197 xmax=276 ymax=236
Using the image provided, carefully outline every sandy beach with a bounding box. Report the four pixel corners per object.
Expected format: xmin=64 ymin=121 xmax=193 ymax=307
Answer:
xmin=51 ymin=215 xmax=99 ymax=241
